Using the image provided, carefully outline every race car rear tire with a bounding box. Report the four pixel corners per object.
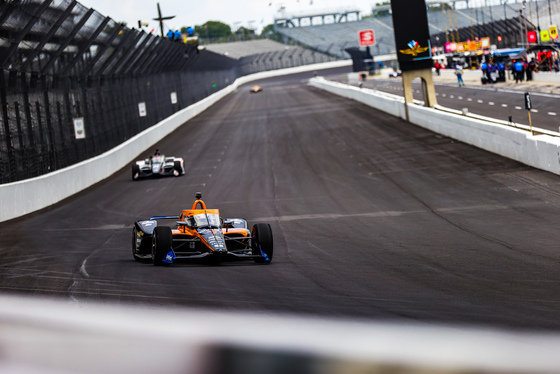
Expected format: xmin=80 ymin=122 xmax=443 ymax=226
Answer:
xmin=132 ymin=164 xmax=140 ymax=181
xmin=152 ymin=226 xmax=173 ymax=266
xmin=173 ymin=161 xmax=183 ymax=177
xmin=251 ymin=223 xmax=273 ymax=264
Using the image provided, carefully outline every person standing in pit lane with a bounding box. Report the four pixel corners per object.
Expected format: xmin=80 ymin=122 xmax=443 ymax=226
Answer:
xmin=455 ymin=64 xmax=465 ymax=87
xmin=480 ymin=60 xmax=488 ymax=82
xmin=497 ymin=61 xmax=506 ymax=82
xmin=526 ymin=58 xmax=536 ymax=81
xmin=513 ymin=59 xmax=524 ymax=83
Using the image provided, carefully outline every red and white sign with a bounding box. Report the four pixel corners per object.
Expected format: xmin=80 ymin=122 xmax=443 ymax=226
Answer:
xmin=358 ymin=30 xmax=375 ymax=46
xmin=527 ymin=30 xmax=537 ymax=44
xmin=138 ymin=102 xmax=147 ymax=117
xmin=73 ymin=117 xmax=85 ymax=139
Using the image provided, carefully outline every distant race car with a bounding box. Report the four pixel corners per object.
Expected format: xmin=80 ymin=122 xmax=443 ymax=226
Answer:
xmin=132 ymin=149 xmax=185 ymax=181
xmin=250 ymin=85 xmax=263 ymax=93
xmin=132 ymin=193 xmax=273 ymax=265
xmin=388 ymin=69 xmax=402 ymax=78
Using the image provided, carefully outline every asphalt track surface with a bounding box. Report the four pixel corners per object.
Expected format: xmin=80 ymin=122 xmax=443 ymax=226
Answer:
xmin=2 ymin=68 xmax=560 ymax=331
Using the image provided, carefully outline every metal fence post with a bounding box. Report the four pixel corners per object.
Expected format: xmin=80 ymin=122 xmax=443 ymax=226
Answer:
xmin=42 ymin=76 xmax=56 ymax=172
xmin=0 ymin=71 xmax=15 ymax=181
xmin=35 ymin=101 xmax=46 ymax=175
xmin=13 ymin=101 xmax=24 ymax=180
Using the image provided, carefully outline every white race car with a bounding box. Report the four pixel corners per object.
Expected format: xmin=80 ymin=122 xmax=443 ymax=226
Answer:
xmin=132 ymin=150 xmax=185 ymax=181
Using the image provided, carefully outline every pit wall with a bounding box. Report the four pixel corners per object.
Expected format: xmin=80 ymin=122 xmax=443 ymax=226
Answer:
xmin=309 ymin=77 xmax=560 ymax=175
xmin=0 ymin=60 xmax=351 ymax=223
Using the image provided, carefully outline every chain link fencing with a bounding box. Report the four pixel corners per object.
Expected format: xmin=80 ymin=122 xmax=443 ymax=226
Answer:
xmin=0 ymin=0 xmax=334 ymax=184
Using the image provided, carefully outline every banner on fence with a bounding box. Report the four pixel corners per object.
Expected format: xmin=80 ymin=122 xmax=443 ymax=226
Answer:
xmin=73 ymin=118 xmax=86 ymax=139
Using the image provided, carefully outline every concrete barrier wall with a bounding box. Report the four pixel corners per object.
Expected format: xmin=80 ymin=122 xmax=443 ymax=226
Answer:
xmin=309 ymin=78 xmax=406 ymax=119
xmin=309 ymin=77 xmax=560 ymax=176
xmin=0 ymin=60 xmax=352 ymax=223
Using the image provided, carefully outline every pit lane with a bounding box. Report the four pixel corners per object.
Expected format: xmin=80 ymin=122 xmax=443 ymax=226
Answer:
xmin=1 ymin=68 xmax=560 ymax=330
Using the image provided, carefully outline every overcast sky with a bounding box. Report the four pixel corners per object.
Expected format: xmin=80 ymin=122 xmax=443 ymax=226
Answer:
xmin=77 ymin=0 xmax=376 ymax=34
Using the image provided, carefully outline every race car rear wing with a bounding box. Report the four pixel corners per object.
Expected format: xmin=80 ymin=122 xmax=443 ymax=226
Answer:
xmin=149 ymin=216 xmax=180 ymax=220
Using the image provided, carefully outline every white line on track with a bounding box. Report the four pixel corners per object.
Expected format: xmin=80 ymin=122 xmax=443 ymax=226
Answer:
xmin=502 ymin=104 xmax=508 ymax=107
xmin=531 ymin=109 xmax=539 ymax=113
xmin=515 ymin=106 xmax=523 ymax=110
xmin=548 ymin=112 xmax=557 ymax=116
xmin=467 ymin=98 xmax=472 ymax=101
xmin=80 ymin=260 xmax=90 ymax=278
xmin=458 ymin=96 xmax=463 ymax=100
xmin=489 ymin=102 xmax=495 ymax=105
xmin=254 ymin=204 xmax=508 ymax=222
xmin=185 ymin=174 xmax=213 ymax=178
xmin=478 ymin=99 xmax=483 ymax=103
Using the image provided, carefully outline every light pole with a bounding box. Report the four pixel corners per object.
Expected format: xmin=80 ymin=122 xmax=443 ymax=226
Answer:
xmin=520 ymin=1 xmax=528 ymax=47
xmin=153 ymin=3 xmax=175 ymax=37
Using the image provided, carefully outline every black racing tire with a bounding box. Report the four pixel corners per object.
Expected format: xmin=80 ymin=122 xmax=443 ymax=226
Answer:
xmin=132 ymin=164 xmax=140 ymax=181
xmin=251 ymin=223 xmax=273 ymax=264
xmin=132 ymin=226 xmax=141 ymax=261
xmin=132 ymin=226 xmax=150 ymax=263
xmin=173 ymin=161 xmax=183 ymax=177
xmin=152 ymin=226 xmax=173 ymax=266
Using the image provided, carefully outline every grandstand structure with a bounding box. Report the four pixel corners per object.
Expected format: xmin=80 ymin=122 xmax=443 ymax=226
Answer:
xmin=204 ymin=39 xmax=336 ymax=75
xmin=274 ymin=7 xmax=361 ymax=28
xmin=274 ymin=1 xmax=560 ymax=59
xmin=206 ymin=39 xmax=301 ymax=59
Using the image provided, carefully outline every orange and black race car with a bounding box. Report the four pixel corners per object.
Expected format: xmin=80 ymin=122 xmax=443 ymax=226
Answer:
xmin=132 ymin=193 xmax=273 ymax=265
xmin=249 ymin=85 xmax=263 ymax=93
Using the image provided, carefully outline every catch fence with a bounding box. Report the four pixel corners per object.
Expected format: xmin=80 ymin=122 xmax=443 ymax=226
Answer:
xmin=0 ymin=0 xmax=333 ymax=184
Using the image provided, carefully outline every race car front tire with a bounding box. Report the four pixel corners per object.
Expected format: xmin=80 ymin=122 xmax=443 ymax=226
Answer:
xmin=173 ymin=161 xmax=183 ymax=177
xmin=132 ymin=226 xmax=151 ymax=263
xmin=152 ymin=226 xmax=173 ymax=266
xmin=132 ymin=226 xmax=141 ymax=262
xmin=251 ymin=223 xmax=273 ymax=264
xmin=132 ymin=164 xmax=140 ymax=181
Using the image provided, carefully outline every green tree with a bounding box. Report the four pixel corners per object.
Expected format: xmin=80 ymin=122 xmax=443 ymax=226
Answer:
xmin=373 ymin=1 xmax=391 ymax=17
xmin=260 ymin=23 xmax=283 ymax=42
xmin=373 ymin=9 xmax=391 ymax=18
xmin=194 ymin=21 xmax=232 ymax=39
xmin=235 ymin=26 xmax=256 ymax=40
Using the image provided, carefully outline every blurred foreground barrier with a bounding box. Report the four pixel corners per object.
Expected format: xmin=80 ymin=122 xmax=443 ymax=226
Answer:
xmin=1 ymin=294 xmax=559 ymax=374
xmin=309 ymin=77 xmax=560 ymax=176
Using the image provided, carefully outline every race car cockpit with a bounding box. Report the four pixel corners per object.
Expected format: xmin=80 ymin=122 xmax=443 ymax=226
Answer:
xmin=185 ymin=213 xmax=221 ymax=230
xmin=150 ymin=154 xmax=165 ymax=164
